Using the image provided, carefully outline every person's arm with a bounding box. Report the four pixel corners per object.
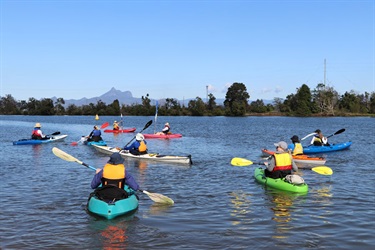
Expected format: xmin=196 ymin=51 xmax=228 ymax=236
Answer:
xmin=291 ymin=156 xmax=298 ymax=172
xmin=322 ymin=137 xmax=328 ymax=145
xmin=123 ymin=141 xmax=135 ymax=150
xmin=125 ymin=170 xmax=139 ymax=191
xmin=91 ymin=169 xmax=103 ymax=189
xmin=264 ymin=157 xmax=275 ymax=171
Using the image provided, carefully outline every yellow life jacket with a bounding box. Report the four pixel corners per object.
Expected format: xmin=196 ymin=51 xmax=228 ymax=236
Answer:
xmin=138 ymin=141 xmax=147 ymax=152
xmin=102 ymin=163 xmax=125 ymax=188
xmin=292 ymin=143 xmax=303 ymax=155
xmin=273 ymin=153 xmax=292 ymax=172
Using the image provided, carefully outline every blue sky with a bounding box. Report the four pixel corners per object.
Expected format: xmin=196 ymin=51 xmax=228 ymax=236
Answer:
xmin=1 ymin=0 xmax=374 ymax=102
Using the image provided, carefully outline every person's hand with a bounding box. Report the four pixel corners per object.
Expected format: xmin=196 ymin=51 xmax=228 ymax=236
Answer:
xmin=95 ymin=168 xmax=101 ymax=174
xmin=116 ymin=147 xmax=121 ymax=151
xmin=264 ymin=162 xmax=268 ymax=166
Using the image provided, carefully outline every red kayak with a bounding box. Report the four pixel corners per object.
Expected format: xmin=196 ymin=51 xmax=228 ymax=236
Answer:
xmin=261 ymin=148 xmax=326 ymax=166
xmin=103 ymin=128 xmax=136 ymax=133
xmin=143 ymin=133 xmax=182 ymax=139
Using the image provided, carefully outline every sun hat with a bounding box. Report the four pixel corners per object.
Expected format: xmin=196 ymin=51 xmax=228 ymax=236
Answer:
xmin=274 ymin=141 xmax=288 ymax=150
xmin=290 ymin=135 xmax=300 ymax=142
xmin=107 ymin=152 xmax=124 ymax=165
xmin=34 ymin=123 xmax=41 ymax=128
xmin=136 ymin=133 xmax=144 ymax=141
xmin=165 ymin=122 xmax=170 ymax=126
xmin=114 ymin=121 xmax=117 ymax=123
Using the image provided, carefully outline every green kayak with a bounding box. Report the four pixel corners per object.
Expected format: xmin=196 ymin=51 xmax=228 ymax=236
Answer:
xmin=254 ymin=167 xmax=308 ymax=193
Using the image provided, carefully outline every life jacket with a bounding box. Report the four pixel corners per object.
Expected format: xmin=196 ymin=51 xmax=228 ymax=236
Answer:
xmin=101 ymin=163 xmax=125 ymax=188
xmin=113 ymin=123 xmax=119 ymax=130
xmin=138 ymin=141 xmax=147 ymax=152
xmin=313 ymin=136 xmax=323 ymax=146
xmin=292 ymin=143 xmax=303 ymax=155
xmin=273 ymin=153 xmax=292 ymax=172
xmin=31 ymin=129 xmax=42 ymax=139
xmin=92 ymin=129 xmax=101 ymax=137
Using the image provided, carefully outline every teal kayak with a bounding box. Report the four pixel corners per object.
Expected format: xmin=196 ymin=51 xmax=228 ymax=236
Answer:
xmin=87 ymin=186 xmax=139 ymax=219
xmin=84 ymin=140 xmax=107 ymax=146
xmin=254 ymin=167 xmax=308 ymax=194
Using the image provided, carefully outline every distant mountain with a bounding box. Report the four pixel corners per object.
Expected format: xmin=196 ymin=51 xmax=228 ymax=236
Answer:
xmin=52 ymin=87 xmax=273 ymax=107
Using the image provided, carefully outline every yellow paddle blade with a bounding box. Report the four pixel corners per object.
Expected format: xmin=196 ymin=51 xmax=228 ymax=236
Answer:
xmin=142 ymin=190 xmax=174 ymax=205
xmin=312 ymin=166 xmax=333 ymax=175
xmin=230 ymin=158 xmax=254 ymax=166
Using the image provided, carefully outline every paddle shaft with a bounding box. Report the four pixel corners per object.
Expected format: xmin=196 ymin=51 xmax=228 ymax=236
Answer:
xmin=124 ymin=120 xmax=153 ymax=147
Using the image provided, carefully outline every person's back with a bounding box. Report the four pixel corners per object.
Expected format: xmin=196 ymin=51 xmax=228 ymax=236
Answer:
xmin=88 ymin=126 xmax=102 ymax=142
xmin=290 ymin=135 xmax=303 ymax=155
xmin=113 ymin=121 xmax=119 ymax=130
xmin=124 ymin=133 xmax=147 ymax=155
xmin=265 ymin=141 xmax=298 ymax=179
xmin=31 ymin=123 xmax=47 ymax=140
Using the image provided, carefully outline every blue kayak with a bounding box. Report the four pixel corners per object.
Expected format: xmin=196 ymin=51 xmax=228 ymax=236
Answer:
xmin=87 ymin=186 xmax=139 ymax=219
xmin=13 ymin=135 xmax=68 ymax=145
xmin=300 ymin=141 xmax=352 ymax=154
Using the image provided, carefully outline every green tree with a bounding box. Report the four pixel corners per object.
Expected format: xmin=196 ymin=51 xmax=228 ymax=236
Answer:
xmin=224 ymin=82 xmax=250 ymax=116
xmin=188 ymin=97 xmax=206 ymax=116
xmin=54 ymin=98 xmax=65 ymax=115
xmin=294 ymin=84 xmax=312 ymax=116
xmin=312 ymin=83 xmax=339 ymax=116
xmin=249 ymin=99 xmax=267 ymax=113
xmin=0 ymin=94 xmax=19 ymax=114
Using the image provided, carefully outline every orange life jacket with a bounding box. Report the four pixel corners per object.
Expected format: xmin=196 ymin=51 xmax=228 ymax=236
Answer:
xmin=138 ymin=141 xmax=147 ymax=152
xmin=273 ymin=153 xmax=292 ymax=172
xmin=101 ymin=163 xmax=125 ymax=188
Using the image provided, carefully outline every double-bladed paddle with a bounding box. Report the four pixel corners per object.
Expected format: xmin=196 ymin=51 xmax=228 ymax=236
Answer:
xmin=230 ymin=157 xmax=333 ymax=175
xmin=123 ymin=120 xmax=153 ymax=148
xmin=52 ymin=147 xmax=174 ymax=204
xmin=301 ymin=128 xmax=345 ymax=141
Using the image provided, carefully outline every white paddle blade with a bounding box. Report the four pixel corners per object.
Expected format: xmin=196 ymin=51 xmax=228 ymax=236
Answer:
xmin=142 ymin=190 xmax=174 ymax=205
xmin=52 ymin=147 xmax=82 ymax=164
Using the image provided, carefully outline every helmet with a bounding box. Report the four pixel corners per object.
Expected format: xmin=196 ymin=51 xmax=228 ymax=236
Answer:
xmin=136 ymin=133 xmax=144 ymax=141
xmin=35 ymin=123 xmax=41 ymax=128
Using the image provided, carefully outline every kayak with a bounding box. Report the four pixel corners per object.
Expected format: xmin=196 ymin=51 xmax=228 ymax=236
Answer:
xmin=13 ymin=135 xmax=68 ymax=145
xmin=301 ymin=141 xmax=352 ymax=154
xmin=143 ymin=133 xmax=182 ymax=139
xmin=254 ymin=167 xmax=308 ymax=194
xmin=93 ymin=145 xmax=193 ymax=165
xmin=87 ymin=186 xmax=138 ymax=219
xmin=103 ymin=128 xmax=136 ymax=133
xmin=83 ymin=140 xmax=107 ymax=146
xmin=261 ymin=148 xmax=326 ymax=165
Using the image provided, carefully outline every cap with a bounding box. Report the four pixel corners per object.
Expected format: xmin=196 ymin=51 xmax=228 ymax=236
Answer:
xmin=165 ymin=122 xmax=170 ymax=126
xmin=290 ymin=135 xmax=300 ymax=142
xmin=136 ymin=133 xmax=144 ymax=141
xmin=315 ymin=129 xmax=321 ymax=133
xmin=274 ymin=141 xmax=288 ymax=150
xmin=107 ymin=152 xmax=124 ymax=165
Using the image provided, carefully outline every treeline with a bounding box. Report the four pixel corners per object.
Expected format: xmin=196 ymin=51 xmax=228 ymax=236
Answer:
xmin=1 ymin=83 xmax=374 ymax=116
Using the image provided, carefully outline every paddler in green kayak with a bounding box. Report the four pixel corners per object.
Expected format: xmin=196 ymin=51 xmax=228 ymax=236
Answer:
xmin=264 ymin=141 xmax=298 ymax=179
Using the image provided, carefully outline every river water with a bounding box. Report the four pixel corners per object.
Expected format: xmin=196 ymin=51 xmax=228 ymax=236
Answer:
xmin=0 ymin=115 xmax=374 ymax=249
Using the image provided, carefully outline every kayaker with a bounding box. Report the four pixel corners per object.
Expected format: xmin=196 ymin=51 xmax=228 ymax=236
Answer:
xmin=156 ymin=122 xmax=171 ymax=135
xmin=290 ymin=135 xmax=303 ymax=155
xmin=87 ymin=125 xmax=103 ymax=142
xmin=91 ymin=152 xmax=140 ymax=198
xmin=113 ymin=121 xmax=120 ymax=130
xmin=123 ymin=133 xmax=148 ymax=155
xmin=31 ymin=123 xmax=49 ymax=140
xmin=311 ymin=129 xmax=330 ymax=146
xmin=264 ymin=141 xmax=298 ymax=179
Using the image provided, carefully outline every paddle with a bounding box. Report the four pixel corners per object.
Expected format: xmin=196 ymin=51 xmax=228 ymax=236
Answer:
xmin=230 ymin=157 xmax=333 ymax=176
xmin=52 ymin=147 xmax=173 ymax=204
xmin=301 ymin=128 xmax=345 ymax=141
xmin=49 ymin=131 xmax=60 ymax=136
xmin=123 ymin=120 xmax=153 ymax=148
xmin=71 ymin=122 xmax=109 ymax=146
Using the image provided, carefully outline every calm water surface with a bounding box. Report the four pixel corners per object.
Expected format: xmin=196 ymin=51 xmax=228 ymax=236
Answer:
xmin=0 ymin=116 xmax=374 ymax=249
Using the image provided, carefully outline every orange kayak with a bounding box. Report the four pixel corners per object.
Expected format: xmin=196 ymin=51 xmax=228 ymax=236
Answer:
xmin=261 ymin=148 xmax=326 ymax=166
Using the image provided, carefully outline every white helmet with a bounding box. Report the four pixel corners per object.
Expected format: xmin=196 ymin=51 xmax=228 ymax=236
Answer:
xmin=136 ymin=133 xmax=144 ymax=141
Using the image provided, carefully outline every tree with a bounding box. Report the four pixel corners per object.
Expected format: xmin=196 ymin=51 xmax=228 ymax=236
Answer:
xmin=294 ymin=84 xmax=312 ymax=116
xmin=188 ymin=97 xmax=206 ymax=116
xmin=0 ymin=94 xmax=19 ymax=114
xmin=312 ymin=83 xmax=339 ymax=116
xmin=54 ymin=98 xmax=65 ymax=115
xmin=224 ymin=82 xmax=250 ymax=116
xmin=207 ymin=93 xmax=216 ymax=111
xmin=249 ymin=99 xmax=267 ymax=113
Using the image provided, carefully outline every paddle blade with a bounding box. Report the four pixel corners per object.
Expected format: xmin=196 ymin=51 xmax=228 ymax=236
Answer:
xmin=301 ymin=132 xmax=316 ymax=141
xmin=52 ymin=147 xmax=81 ymax=163
xmin=143 ymin=120 xmax=153 ymax=130
xmin=51 ymin=131 xmax=60 ymax=136
xmin=231 ymin=158 xmax=254 ymax=166
xmin=312 ymin=166 xmax=333 ymax=175
xmin=142 ymin=190 xmax=174 ymax=205
xmin=71 ymin=142 xmax=78 ymax=146
xmin=101 ymin=122 xmax=109 ymax=129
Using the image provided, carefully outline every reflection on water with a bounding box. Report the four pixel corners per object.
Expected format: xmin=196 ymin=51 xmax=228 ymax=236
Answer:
xmin=229 ymin=191 xmax=252 ymax=226
xmin=265 ymin=190 xmax=307 ymax=239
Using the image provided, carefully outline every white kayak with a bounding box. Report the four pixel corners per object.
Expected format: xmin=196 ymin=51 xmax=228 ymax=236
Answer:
xmin=93 ymin=145 xmax=192 ymax=165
